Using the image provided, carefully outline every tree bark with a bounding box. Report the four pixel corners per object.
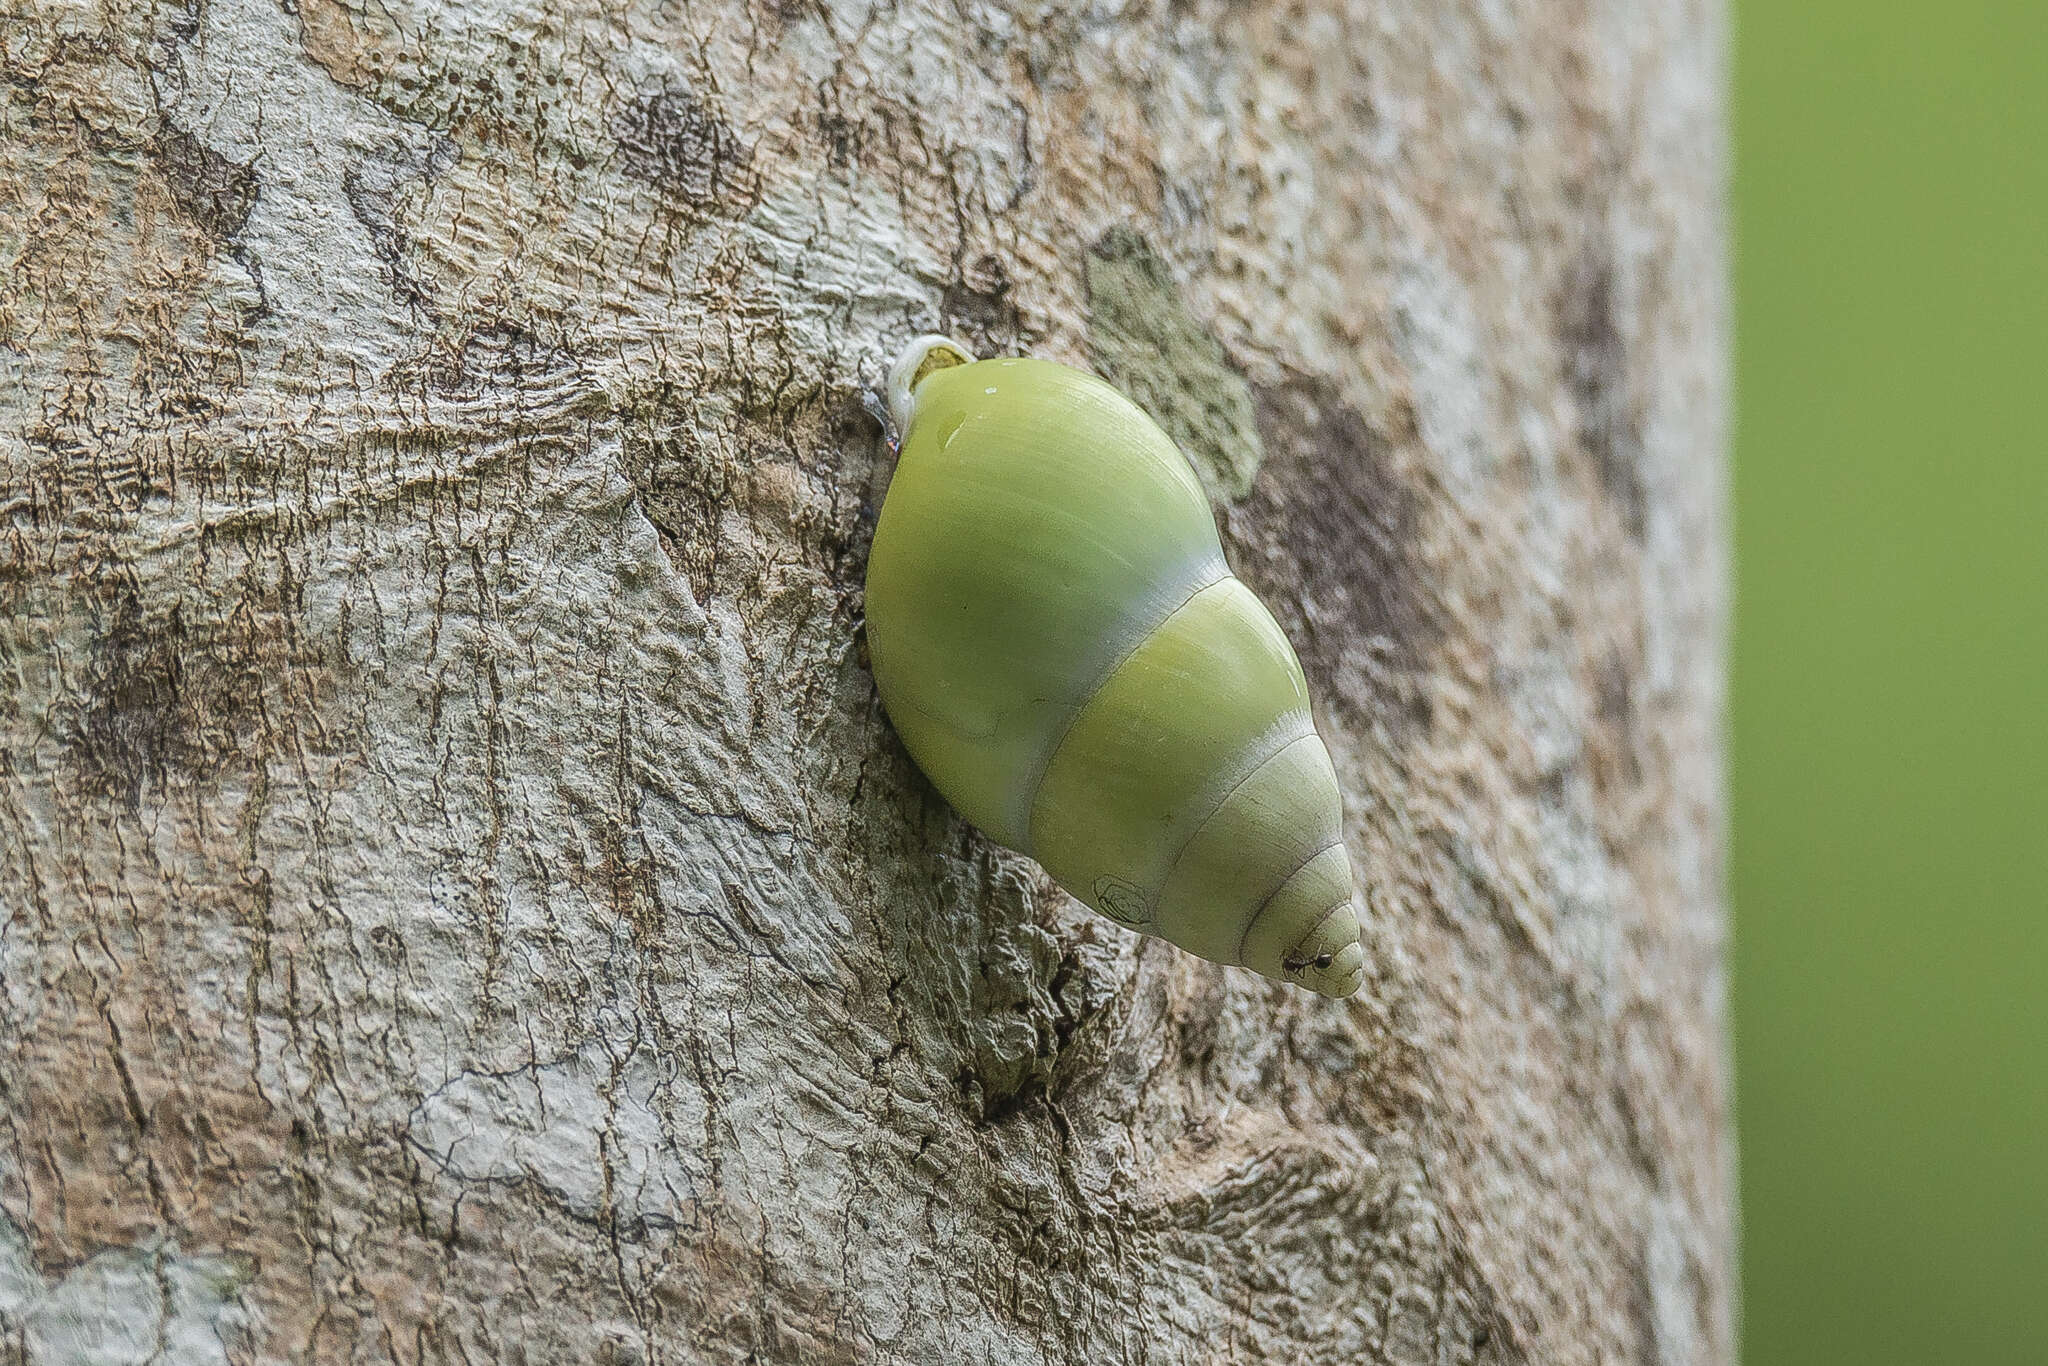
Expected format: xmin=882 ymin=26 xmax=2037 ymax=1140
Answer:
xmin=0 ymin=0 xmax=1729 ymax=1362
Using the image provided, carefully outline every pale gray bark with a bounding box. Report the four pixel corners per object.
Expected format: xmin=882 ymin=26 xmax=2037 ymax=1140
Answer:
xmin=0 ymin=0 xmax=1729 ymax=1362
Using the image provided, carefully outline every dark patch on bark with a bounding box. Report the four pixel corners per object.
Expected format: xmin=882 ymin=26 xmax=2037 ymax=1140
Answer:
xmin=812 ymin=82 xmax=863 ymax=174
xmin=1590 ymin=646 xmax=1644 ymax=793
xmin=813 ymin=390 xmax=891 ymax=595
xmin=958 ymin=929 xmax=1113 ymax=1127
xmin=168 ymin=0 xmax=202 ymax=41
xmin=941 ymin=252 xmax=1022 ymax=355
xmin=1595 ymin=647 xmax=1634 ymax=730
xmin=618 ymin=386 xmax=743 ymax=606
xmin=1627 ymin=1236 xmax=1665 ymax=1366
xmin=17 ymin=415 xmax=168 ymax=525
xmin=342 ymin=137 xmax=458 ymax=314
xmin=152 ymin=124 xmax=257 ymax=241
xmin=1127 ymin=1142 xmax=1527 ymax=1364
xmin=1225 ymin=378 xmax=1441 ymax=732
xmin=425 ymin=320 xmax=578 ymax=398
xmin=610 ymin=88 xmax=751 ymax=207
xmin=620 ymin=374 xmax=884 ymax=608
xmin=1559 ymin=255 xmax=1647 ymax=539
xmin=64 ymin=586 xmax=267 ymax=806
xmin=66 ymin=591 xmax=188 ymax=805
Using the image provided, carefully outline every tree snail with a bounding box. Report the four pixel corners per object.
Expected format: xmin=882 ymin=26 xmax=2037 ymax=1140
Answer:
xmin=866 ymin=335 xmax=1366 ymax=998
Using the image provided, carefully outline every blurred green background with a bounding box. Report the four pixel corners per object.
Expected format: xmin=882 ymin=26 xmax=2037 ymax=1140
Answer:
xmin=1734 ymin=2 xmax=2048 ymax=1363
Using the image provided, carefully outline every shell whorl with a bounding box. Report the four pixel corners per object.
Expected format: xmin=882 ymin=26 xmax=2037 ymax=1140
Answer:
xmin=866 ymin=338 xmax=1364 ymax=997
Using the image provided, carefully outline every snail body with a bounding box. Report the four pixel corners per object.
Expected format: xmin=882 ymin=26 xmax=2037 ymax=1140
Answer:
xmin=865 ymin=336 xmax=1364 ymax=998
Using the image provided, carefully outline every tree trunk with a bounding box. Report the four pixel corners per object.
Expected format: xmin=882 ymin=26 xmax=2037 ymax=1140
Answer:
xmin=0 ymin=0 xmax=1729 ymax=1361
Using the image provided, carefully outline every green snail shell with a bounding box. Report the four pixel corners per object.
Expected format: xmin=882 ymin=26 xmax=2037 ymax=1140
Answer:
xmin=865 ymin=335 xmax=1365 ymax=998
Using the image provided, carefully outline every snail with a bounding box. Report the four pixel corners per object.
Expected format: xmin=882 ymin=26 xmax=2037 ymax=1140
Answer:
xmin=865 ymin=335 xmax=1365 ymax=998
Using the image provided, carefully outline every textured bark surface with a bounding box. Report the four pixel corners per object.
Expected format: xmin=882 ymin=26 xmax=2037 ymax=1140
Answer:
xmin=0 ymin=0 xmax=1729 ymax=1362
